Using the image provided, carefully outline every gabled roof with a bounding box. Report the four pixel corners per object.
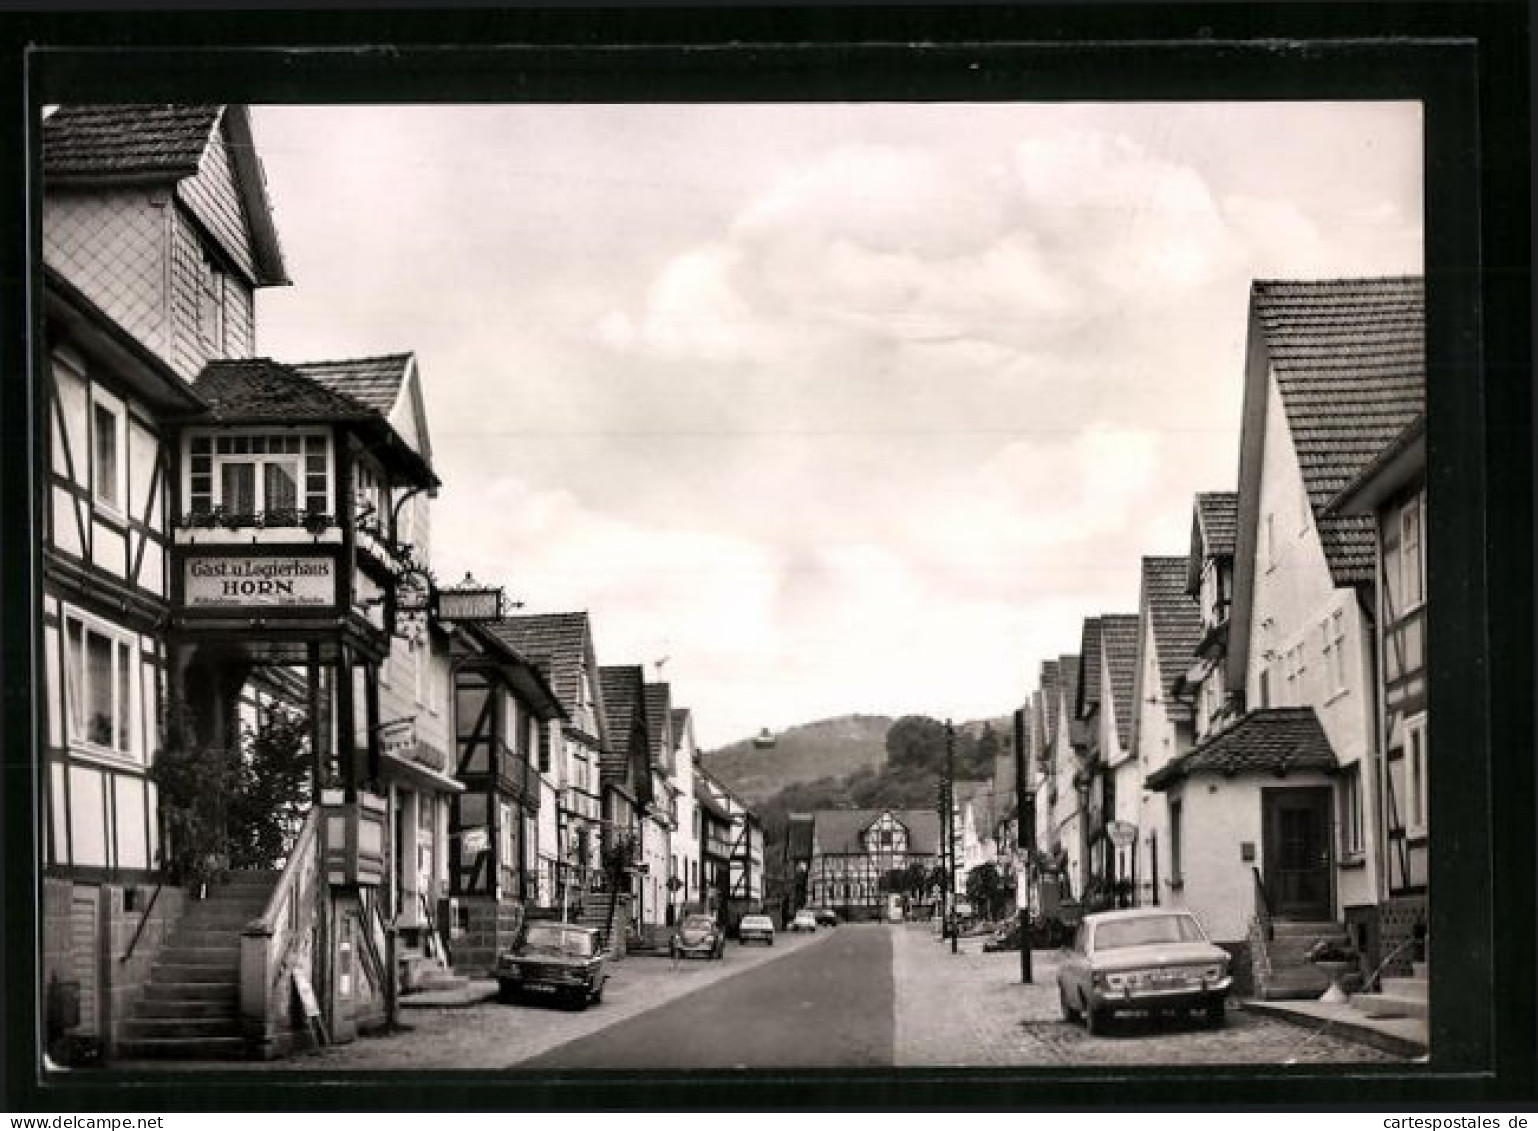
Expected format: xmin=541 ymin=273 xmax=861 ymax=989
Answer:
xmin=194 ymin=358 xmax=375 ymax=423
xmin=1140 ymin=556 xmax=1202 ymax=707
xmin=1040 ymin=661 xmax=1061 ymax=746
xmin=490 ymin=614 xmax=590 ymax=713
xmin=1195 ymin=492 xmax=1239 ymax=558
xmin=643 ymin=683 xmax=674 ymax=771
xmin=1252 ymin=276 xmax=1425 ymax=587
xmin=461 ymin=622 xmax=566 ymax=722
xmin=695 ymin=778 xmax=734 ymax=824
xmin=598 ymin=665 xmax=648 ymax=765
xmin=44 ymin=104 xmax=220 ymax=181
xmin=1146 ymin=707 xmax=1338 ymax=790
xmin=785 ymin=814 xmax=816 ymax=859
xmin=44 ymin=104 xmax=288 ymax=286
xmin=810 ymin=809 xmax=942 ymax=857
xmin=1099 ymin=614 xmax=1140 ymax=751
xmin=292 ymin=353 xmax=413 ymax=416
xmin=1057 ymin=655 xmax=1080 ymax=743
xmin=1076 ymin=619 xmax=1103 ymax=719
xmin=1327 ymin=414 xmax=1427 ymax=517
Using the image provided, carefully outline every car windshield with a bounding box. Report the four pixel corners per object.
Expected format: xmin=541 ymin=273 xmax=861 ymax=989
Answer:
xmin=1093 ymin=915 xmax=1205 ymax=951
xmin=522 ymin=925 xmax=594 ymax=957
xmin=742 ymin=917 xmax=770 ymax=928
xmin=683 ymin=916 xmax=714 ymax=930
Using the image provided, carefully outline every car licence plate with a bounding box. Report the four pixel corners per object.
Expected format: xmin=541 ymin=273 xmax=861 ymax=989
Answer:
xmin=525 ymin=983 xmax=557 ymax=994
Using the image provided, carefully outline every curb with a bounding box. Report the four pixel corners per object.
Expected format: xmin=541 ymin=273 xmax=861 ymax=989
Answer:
xmin=1240 ymin=999 xmax=1428 ymax=1060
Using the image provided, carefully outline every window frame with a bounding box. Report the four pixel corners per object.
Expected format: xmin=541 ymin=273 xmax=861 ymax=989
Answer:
xmin=1400 ymin=494 xmax=1425 ymax=612
xmin=1403 ymin=712 xmax=1428 ymax=838
xmin=185 ymin=429 xmax=332 ymax=521
xmin=90 ymin=386 xmax=127 ymax=518
xmin=1339 ymin=763 xmax=1365 ymax=859
xmin=61 ymin=605 xmax=141 ymax=765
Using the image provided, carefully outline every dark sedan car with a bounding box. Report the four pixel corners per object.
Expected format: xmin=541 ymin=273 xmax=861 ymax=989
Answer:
xmin=496 ymin=923 xmax=607 ymax=1009
xmin=671 ymin=913 xmax=726 ymax=960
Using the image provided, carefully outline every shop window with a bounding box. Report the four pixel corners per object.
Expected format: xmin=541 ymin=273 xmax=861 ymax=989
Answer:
xmin=91 ymin=390 xmax=125 ymax=516
xmin=1404 ymin=713 xmax=1428 ymax=837
xmin=63 ymin=608 xmax=139 ymax=763
xmin=1339 ymin=764 xmax=1364 ymax=858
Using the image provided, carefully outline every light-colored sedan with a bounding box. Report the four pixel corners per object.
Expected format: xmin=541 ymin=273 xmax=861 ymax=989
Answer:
xmin=738 ymin=913 xmax=776 ymax=946
xmin=1056 ymin=908 xmax=1232 ymax=1035
xmin=788 ymin=910 xmax=818 ymax=933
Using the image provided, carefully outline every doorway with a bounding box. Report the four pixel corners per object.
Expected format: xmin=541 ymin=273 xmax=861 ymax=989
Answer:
xmin=1262 ymin=786 xmax=1333 ymax=920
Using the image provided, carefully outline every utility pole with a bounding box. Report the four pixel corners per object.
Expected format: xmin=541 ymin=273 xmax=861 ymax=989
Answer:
xmin=945 ymin=719 xmax=957 ymax=954
xmin=1013 ymin=707 xmax=1034 ymax=983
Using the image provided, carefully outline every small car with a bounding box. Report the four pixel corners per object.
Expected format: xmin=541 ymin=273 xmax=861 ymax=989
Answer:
xmin=737 ymin=913 xmax=776 ymax=946
xmin=1056 ymin=908 xmax=1232 ymax=1035
xmin=671 ymin=913 xmax=726 ymax=959
xmin=813 ymin=908 xmax=839 ymax=927
xmin=496 ymin=922 xmax=607 ymax=1009
xmin=788 ymin=910 xmax=819 ymax=932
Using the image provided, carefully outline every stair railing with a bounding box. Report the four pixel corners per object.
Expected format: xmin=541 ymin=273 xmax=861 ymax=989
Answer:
xmin=240 ymin=807 xmax=321 ymax=1046
xmin=1252 ymin=866 xmax=1274 ymax=942
xmin=120 ymin=842 xmax=168 ymax=964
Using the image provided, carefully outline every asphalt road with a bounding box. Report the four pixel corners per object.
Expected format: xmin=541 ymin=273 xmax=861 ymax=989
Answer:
xmin=520 ymin=925 xmax=895 ymax=1069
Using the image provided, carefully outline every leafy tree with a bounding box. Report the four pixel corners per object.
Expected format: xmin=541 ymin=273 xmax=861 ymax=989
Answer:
xmin=965 ymin=861 xmax=1008 ymax=920
xmin=227 ymin=705 xmax=312 ymax=869
xmin=885 ymin=716 xmax=948 ymax=772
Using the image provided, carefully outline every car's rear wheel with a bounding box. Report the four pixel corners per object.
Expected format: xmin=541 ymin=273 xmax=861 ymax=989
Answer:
xmin=497 ymin=981 xmax=519 ymax=1005
xmin=1204 ymin=997 xmax=1226 ymax=1027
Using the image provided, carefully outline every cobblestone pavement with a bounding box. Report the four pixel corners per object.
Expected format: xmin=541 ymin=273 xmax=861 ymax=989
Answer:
xmin=292 ymin=928 xmax=833 ymax=1071
xmin=890 ymin=923 xmax=1403 ymax=1067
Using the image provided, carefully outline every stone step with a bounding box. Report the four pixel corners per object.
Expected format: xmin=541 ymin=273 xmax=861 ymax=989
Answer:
xmin=1351 ymin=991 xmax=1429 ymax=1020
xmin=151 ymin=961 xmax=242 ymax=983
xmin=133 ymin=997 xmax=239 ymax=1019
xmin=121 ymin=1016 xmax=243 ymax=1041
xmin=1380 ymin=976 xmax=1428 ymax=1001
xmin=159 ymin=944 xmax=242 ymax=964
xmin=142 ymin=981 xmax=239 ymax=1003
xmin=218 ymin=870 xmax=282 ymax=887
xmin=116 ymin=1036 xmax=248 ymax=1060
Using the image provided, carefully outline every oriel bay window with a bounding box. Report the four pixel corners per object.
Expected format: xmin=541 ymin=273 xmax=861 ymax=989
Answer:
xmin=63 ymin=607 xmax=139 ymax=763
xmin=185 ymin=431 xmax=331 ymax=525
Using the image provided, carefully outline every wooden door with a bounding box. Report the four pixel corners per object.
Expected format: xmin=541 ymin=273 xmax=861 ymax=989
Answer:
xmin=1262 ymin=787 xmax=1333 ymax=920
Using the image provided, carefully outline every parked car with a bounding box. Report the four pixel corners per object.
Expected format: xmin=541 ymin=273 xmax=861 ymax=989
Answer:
xmin=788 ymin=910 xmax=819 ymax=932
xmin=671 ymin=913 xmax=726 ymax=959
xmin=496 ymin=922 xmax=607 ymax=1009
xmin=1056 ymin=909 xmax=1232 ymax=1035
xmin=738 ymin=913 xmax=776 ymax=946
xmin=814 ymin=908 xmax=839 ymax=927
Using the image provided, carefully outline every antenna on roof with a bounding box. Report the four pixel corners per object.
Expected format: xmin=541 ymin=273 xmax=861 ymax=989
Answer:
xmin=654 ymin=655 xmax=670 ymax=675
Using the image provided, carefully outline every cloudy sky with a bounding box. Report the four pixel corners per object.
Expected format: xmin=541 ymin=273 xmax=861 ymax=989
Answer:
xmin=249 ymin=102 xmax=1422 ymax=748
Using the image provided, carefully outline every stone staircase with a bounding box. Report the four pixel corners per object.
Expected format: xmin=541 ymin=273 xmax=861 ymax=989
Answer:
xmin=1253 ymin=918 xmax=1353 ymax=1001
xmin=573 ymin=890 xmax=617 ymax=954
xmin=118 ymin=871 xmax=279 ymax=1060
xmin=1351 ymin=960 xmax=1429 ymax=1022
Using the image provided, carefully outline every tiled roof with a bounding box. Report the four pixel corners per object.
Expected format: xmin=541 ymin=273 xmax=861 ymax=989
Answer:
xmin=811 ymin=809 xmax=942 ymax=857
xmin=488 ymin=614 xmax=590 ymax=713
xmin=1146 ymin=707 xmax=1338 ymax=790
xmin=193 ymin=359 xmax=376 ymax=422
xmin=292 ymin=354 xmax=413 ymax=416
xmin=695 ymin=779 xmax=734 ymax=825
xmin=1141 ymin=556 xmax=1202 ymax=704
xmin=1077 ymin=619 xmax=1103 ymax=718
xmin=1099 ymin=614 xmax=1141 ymax=751
xmin=1253 ymin=276 xmax=1425 ymax=586
xmin=1057 ymin=655 xmax=1080 ymax=743
xmin=43 ymin=104 xmax=220 ymax=181
xmin=643 ymin=683 xmax=673 ymax=769
xmin=670 ymin=708 xmax=691 ymax=751
xmin=1196 ymin=492 xmax=1239 ymax=558
xmin=1040 ymin=661 xmax=1060 ymax=746
xmin=786 ymin=814 xmax=815 ymax=859
xmin=598 ymin=665 xmax=647 ymax=765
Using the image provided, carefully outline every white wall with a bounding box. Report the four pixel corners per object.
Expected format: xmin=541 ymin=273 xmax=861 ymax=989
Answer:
xmin=1247 ymin=373 xmax=1381 ymax=910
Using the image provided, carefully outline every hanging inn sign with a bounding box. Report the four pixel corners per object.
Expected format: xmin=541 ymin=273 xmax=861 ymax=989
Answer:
xmin=434 ymin=573 xmax=506 ymax=624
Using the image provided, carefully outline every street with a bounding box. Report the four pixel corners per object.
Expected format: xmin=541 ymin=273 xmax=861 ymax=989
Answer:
xmin=176 ymin=922 xmax=1401 ymax=1072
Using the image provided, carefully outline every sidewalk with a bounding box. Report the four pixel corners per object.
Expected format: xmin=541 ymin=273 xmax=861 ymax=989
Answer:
xmin=889 ymin=923 xmax=1403 ymax=1067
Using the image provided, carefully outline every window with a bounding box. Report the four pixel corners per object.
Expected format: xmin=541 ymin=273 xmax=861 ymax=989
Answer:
xmin=63 ymin=609 xmax=139 ymax=762
xmin=91 ymin=391 xmax=125 ymax=514
xmin=187 ymin=432 xmax=328 ymax=520
xmin=1339 ymin=764 xmax=1364 ymax=857
xmin=1169 ymin=798 xmax=1183 ymax=885
xmin=1321 ymin=609 xmax=1348 ymax=694
xmin=1258 ymin=668 xmax=1271 ymax=709
xmin=1401 ymin=497 xmax=1424 ymax=609
xmin=1404 ymin=713 xmax=1428 ymax=837
xmin=1264 ymin=512 xmax=1276 ymax=568
xmin=197 ymin=254 xmax=226 ymax=351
